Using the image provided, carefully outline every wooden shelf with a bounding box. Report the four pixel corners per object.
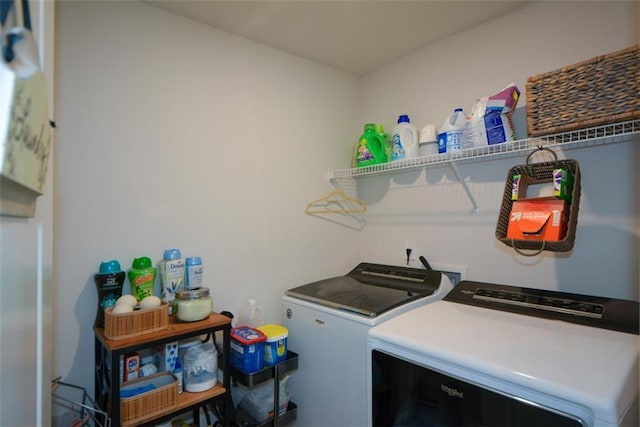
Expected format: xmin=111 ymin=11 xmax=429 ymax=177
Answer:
xmin=121 ymin=384 xmax=227 ymax=427
xmin=95 ymin=312 xmax=231 ymax=351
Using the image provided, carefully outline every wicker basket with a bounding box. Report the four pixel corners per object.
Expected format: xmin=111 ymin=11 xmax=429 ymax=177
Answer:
xmin=104 ymin=302 xmax=169 ymax=340
xmin=120 ymin=372 xmax=177 ymax=425
xmin=495 ymin=150 xmax=581 ymax=253
xmin=526 ymin=44 xmax=639 ymax=137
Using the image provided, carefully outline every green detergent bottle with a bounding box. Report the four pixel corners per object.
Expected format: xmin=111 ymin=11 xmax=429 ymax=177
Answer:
xmin=355 ymin=123 xmax=387 ymax=167
xmin=128 ymin=256 xmax=157 ymax=302
xmin=374 ymin=124 xmax=392 ymax=164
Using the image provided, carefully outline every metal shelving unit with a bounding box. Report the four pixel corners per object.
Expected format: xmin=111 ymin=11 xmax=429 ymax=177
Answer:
xmin=94 ymin=314 xmax=232 ymax=427
xmin=327 ymin=120 xmax=640 ymax=214
xmin=232 ymin=351 xmax=299 ymax=427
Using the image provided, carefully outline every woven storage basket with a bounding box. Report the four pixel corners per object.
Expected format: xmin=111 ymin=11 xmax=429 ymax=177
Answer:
xmin=526 ymin=44 xmax=639 ymax=137
xmin=120 ymin=372 xmax=177 ymax=425
xmin=104 ymin=302 xmax=169 ymax=340
xmin=495 ymin=152 xmax=581 ymax=253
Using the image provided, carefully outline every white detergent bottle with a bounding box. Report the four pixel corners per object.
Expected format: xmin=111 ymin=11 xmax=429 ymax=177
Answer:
xmin=438 ymin=108 xmax=466 ymax=154
xmin=391 ymin=114 xmax=419 ymax=161
xmin=238 ymin=299 xmax=264 ymax=327
xmin=159 ymin=248 xmax=185 ymax=315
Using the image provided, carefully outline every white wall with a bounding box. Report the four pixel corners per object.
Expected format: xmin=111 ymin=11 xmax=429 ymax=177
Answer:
xmin=358 ymin=1 xmax=639 ymax=300
xmin=0 ymin=1 xmax=54 ymax=425
xmin=54 ymin=1 xmax=360 ymax=388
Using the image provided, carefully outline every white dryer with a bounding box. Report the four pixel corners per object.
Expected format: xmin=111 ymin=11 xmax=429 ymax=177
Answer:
xmin=367 ymin=280 xmax=639 ymax=427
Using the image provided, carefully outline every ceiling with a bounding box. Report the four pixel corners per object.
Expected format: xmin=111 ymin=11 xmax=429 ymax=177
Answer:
xmin=144 ymin=0 xmax=530 ymax=76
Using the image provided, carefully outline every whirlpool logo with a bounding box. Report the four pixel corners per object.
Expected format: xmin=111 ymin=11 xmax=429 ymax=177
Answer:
xmin=441 ymin=384 xmax=464 ymax=399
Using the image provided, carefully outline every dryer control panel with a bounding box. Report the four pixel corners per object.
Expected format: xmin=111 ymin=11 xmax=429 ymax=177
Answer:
xmin=444 ymin=280 xmax=639 ymax=335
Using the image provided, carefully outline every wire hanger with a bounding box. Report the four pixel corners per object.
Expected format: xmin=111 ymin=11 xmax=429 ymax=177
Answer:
xmin=305 ymin=188 xmax=367 ymax=215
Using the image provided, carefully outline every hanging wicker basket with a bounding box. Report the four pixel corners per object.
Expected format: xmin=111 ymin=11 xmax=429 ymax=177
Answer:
xmin=495 ymin=148 xmax=581 ymax=254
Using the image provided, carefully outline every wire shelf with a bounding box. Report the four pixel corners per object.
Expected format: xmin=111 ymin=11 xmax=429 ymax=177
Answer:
xmin=329 ymin=119 xmax=640 ymax=179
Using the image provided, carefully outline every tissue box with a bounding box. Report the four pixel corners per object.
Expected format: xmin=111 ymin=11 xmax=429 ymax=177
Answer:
xmin=506 ymin=197 xmax=568 ymax=242
xmin=155 ymin=341 xmax=179 ymax=373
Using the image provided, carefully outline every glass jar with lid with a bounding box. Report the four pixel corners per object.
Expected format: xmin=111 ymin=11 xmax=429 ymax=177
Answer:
xmin=173 ymin=287 xmax=212 ymax=322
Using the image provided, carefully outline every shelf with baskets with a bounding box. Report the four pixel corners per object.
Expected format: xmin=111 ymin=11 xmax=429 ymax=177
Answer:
xmin=94 ymin=312 xmax=232 ymax=427
xmin=327 ymin=119 xmax=640 ymax=214
xmin=231 ymin=350 xmax=299 ymax=427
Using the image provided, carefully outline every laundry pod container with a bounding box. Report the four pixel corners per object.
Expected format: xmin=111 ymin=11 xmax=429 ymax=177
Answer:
xmin=184 ymin=343 xmax=217 ymax=392
xmin=257 ymin=324 xmax=288 ymax=366
xmin=231 ymin=326 xmax=267 ymax=373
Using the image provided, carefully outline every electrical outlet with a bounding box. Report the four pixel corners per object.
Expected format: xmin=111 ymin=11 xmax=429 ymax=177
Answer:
xmin=403 ymin=240 xmax=417 ymax=265
xmin=429 ymin=263 xmax=467 ymax=286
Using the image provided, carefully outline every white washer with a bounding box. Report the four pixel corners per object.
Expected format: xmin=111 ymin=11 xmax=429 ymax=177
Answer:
xmin=282 ymin=263 xmax=453 ymax=427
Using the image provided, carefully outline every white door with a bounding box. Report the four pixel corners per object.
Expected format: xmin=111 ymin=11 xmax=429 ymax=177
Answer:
xmin=0 ymin=0 xmax=54 ymax=425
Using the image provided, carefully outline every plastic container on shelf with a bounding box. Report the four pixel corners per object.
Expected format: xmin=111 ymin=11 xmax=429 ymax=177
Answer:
xmin=128 ymin=256 xmax=156 ymax=302
xmin=174 ymin=357 xmax=183 ymax=394
xmin=94 ymin=260 xmax=126 ymax=328
xmin=391 ymin=115 xmax=419 ymax=161
xmin=184 ymin=343 xmax=217 ymax=393
xmin=256 ymin=324 xmax=288 ymax=366
xmin=185 ymin=256 xmax=203 ymax=290
xmin=438 ymin=108 xmax=466 ymax=153
xmin=355 ymin=123 xmax=388 ymax=167
xmin=178 ymin=337 xmax=202 ymax=365
xmin=238 ymin=299 xmax=264 ymax=327
xmin=238 ymin=375 xmax=291 ymax=423
xmin=419 ymin=124 xmax=439 ymax=156
xmin=173 ymin=287 xmax=212 ymax=322
xmin=374 ymin=123 xmax=392 ymax=162
xmin=158 ymin=248 xmax=185 ymax=315
xmin=231 ymin=326 xmax=267 ymax=373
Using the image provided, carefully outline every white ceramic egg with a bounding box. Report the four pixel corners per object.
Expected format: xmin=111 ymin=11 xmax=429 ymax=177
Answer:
xmin=116 ymin=294 xmax=138 ymax=309
xmin=139 ymin=295 xmax=161 ymax=309
xmin=111 ymin=304 xmax=134 ymax=315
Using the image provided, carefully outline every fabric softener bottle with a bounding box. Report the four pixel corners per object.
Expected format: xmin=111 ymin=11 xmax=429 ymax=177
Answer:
xmin=355 ymin=123 xmax=388 ymax=167
xmin=128 ymin=256 xmax=157 ymax=302
xmin=94 ymin=260 xmax=126 ymax=328
xmin=159 ymin=248 xmax=185 ymax=315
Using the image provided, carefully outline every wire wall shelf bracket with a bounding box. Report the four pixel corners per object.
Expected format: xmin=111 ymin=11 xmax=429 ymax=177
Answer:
xmin=327 ymin=119 xmax=640 ymax=214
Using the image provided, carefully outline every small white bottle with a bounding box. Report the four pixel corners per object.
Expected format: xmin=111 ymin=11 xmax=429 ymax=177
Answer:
xmin=185 ymin=256 xmax=203 ymax=290
xmin=438 ymin=108 xmax=466 ymax=154
xmin=390 ymin=115 xmax=419 ymax=161
xmin=174 ymin=357 xmax=183 ymax=394
xmin=238 ymin=299 xmax=264 ymax=327
xmin=159 ymin=248 xmax=185 ymax=315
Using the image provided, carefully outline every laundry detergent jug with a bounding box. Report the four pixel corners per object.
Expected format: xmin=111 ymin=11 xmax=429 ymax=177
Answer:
xmin=355 ymin=123 xmax=388 ymax=167
xmin=391 ymin=115 xmax=419 ymax=161
xmin=438 ymin=108 xmax=465 ymax=154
